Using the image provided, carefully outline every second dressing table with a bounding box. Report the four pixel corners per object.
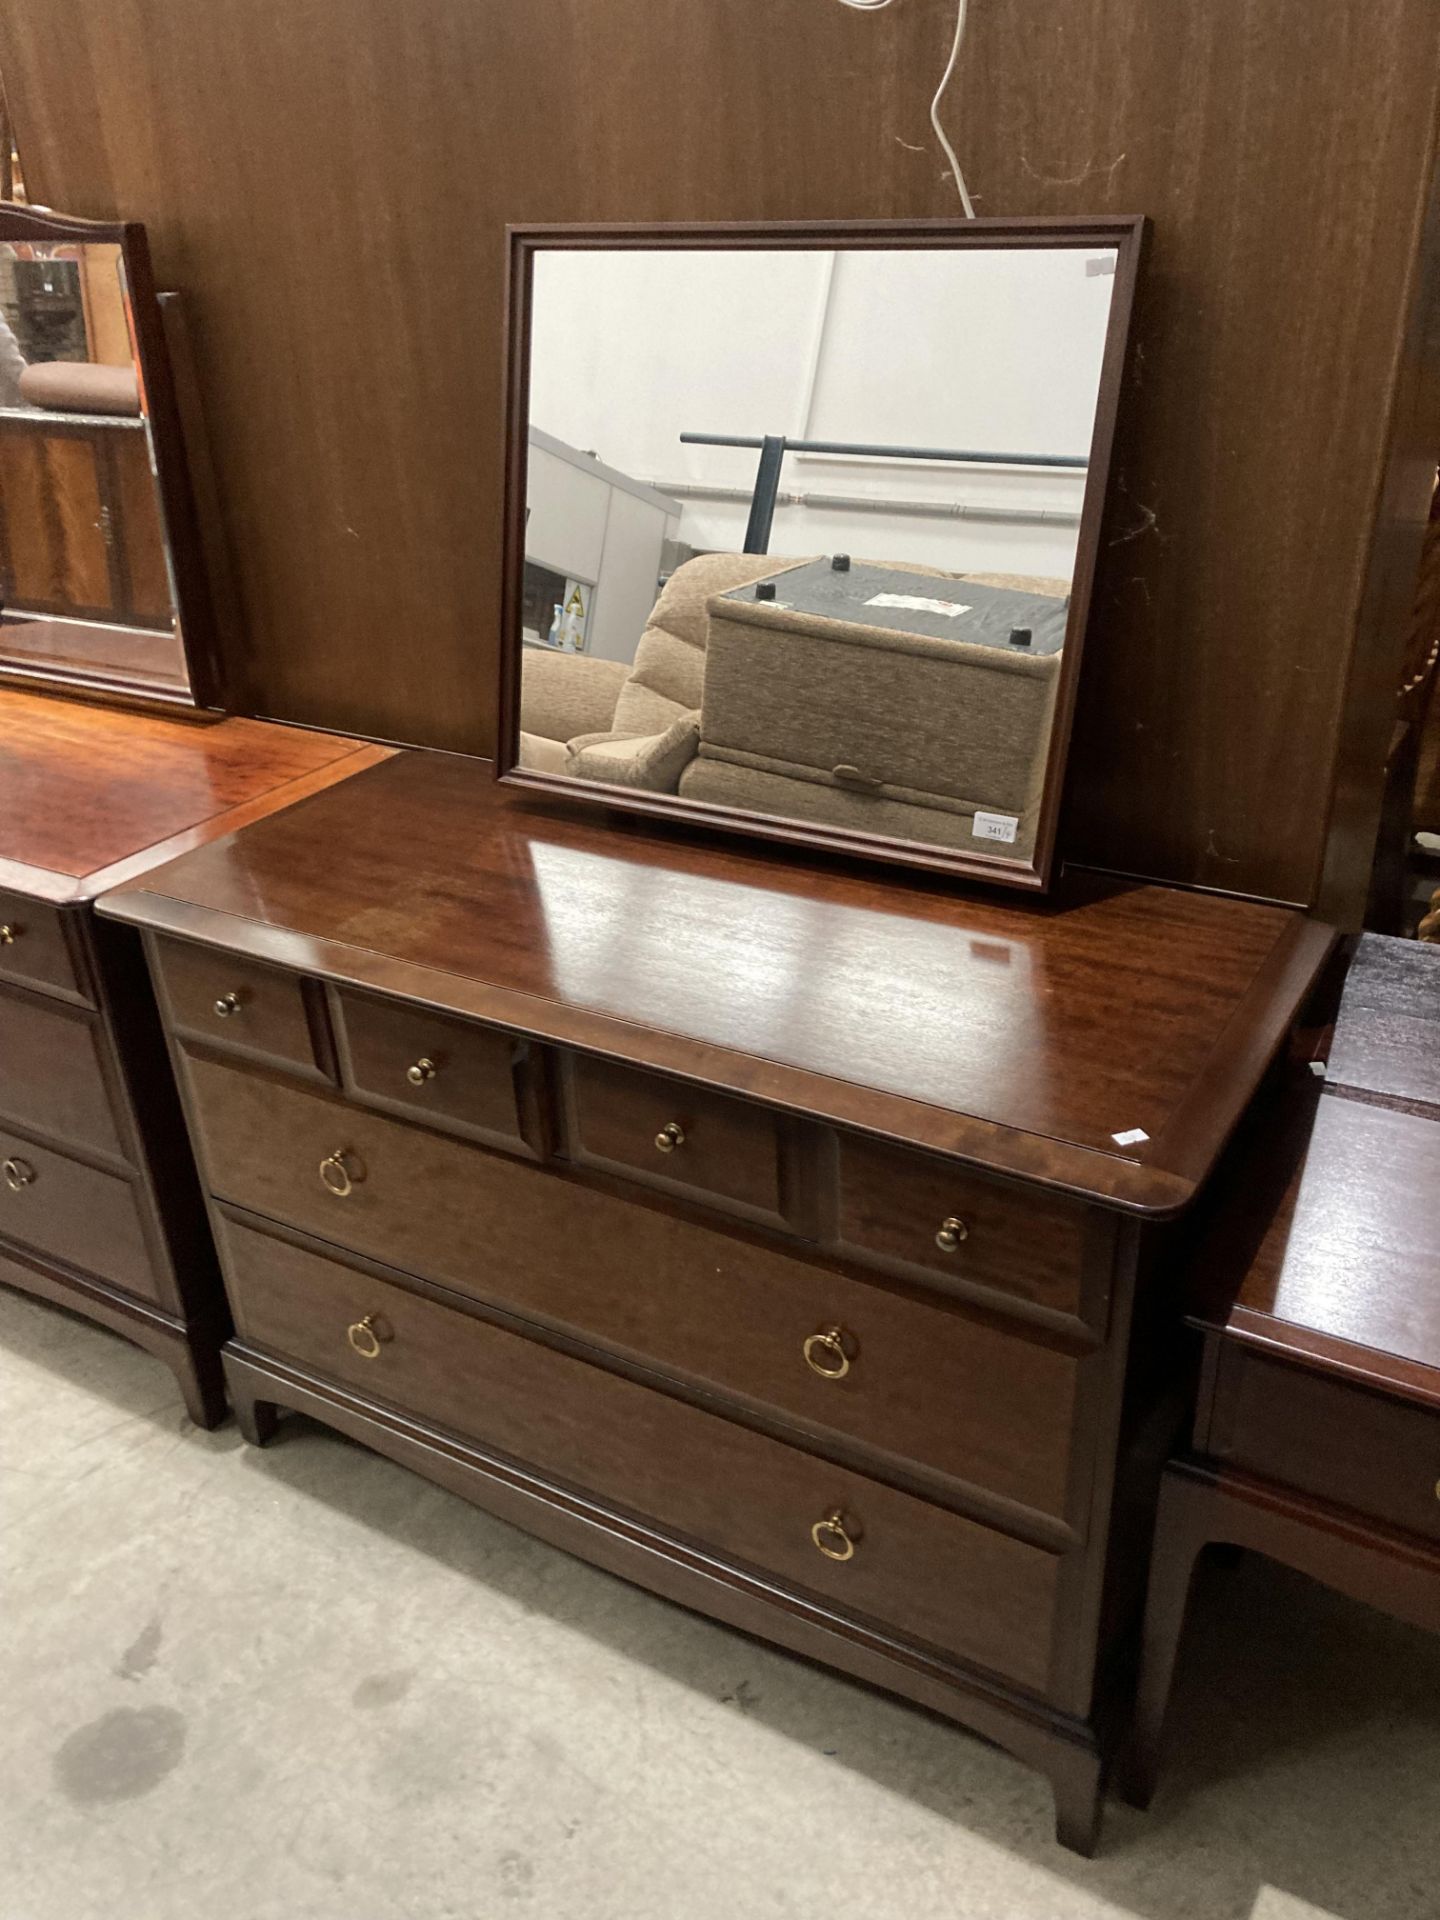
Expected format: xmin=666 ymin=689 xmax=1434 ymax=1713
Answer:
xmin=1126 ymin=934 xmax=1440 ymax=1805
xmin=99 ymin=749 xmax=1331 ymax=1849
xmin=0 ymin=688 xmax=386 ymax=1421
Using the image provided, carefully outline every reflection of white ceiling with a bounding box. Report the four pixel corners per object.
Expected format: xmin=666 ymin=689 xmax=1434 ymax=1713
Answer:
xmin=528 ymin=247 xmax=1114 ymax=579
xmin=525 ymin=839 xmax=1058 ymax=1131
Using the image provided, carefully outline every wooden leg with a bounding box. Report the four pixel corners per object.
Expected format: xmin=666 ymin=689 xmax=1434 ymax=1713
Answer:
xmin=232 ymin=1385 xmax=282 ymax=1447
xmin=1120 ymin=1464 xmax=1217 ymax=1810
xmin=1048 ymin=1743 xmax=1105 ymax=1856
xmin=172 ymin=1338 xmax=228 ymax=1430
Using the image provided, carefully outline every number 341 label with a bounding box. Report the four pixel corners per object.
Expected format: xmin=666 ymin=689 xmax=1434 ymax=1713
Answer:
xmin=971 ymin=811 xmax=1019 ymax=844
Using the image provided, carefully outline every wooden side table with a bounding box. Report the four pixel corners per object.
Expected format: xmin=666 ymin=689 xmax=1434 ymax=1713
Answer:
xmin=1127 ymin=935 xmax=1440 ymax=1805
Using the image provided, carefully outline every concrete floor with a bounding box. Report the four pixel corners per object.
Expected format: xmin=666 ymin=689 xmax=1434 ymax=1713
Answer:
xmin=2 ymin=1287 xmax=1438 ymax=1920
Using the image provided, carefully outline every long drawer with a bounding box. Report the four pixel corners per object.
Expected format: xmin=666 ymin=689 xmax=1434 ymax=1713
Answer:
xmin=0 ymin=1124 xmax=160 ymax=1300
xmin=0 ymin=986 xmax=124 ymax=1160
xmin=1211 ymin=1343 xmax=1440 ymax=1546
xmin=185 ymin=1054 xmax=1087 ymax=1524
xmin=222 ymin=1217 xmax=1062 ymax=1692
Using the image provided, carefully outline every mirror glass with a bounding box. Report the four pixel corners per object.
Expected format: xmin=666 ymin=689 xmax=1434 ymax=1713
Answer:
xmin=0 ymin=231 xmax=191 ymax=698
xmin=506 ymin=231 xmax=1138 ymax=885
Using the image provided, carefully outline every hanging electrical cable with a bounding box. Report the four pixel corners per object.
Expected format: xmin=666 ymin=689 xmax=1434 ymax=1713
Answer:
xmin=833 ymin=0 xmax=975 ymax=217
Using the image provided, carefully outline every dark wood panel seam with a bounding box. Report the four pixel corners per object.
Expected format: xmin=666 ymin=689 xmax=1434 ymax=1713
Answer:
xmin=0 ymin=1103 xmax=139 ymax=1182
xmin=79 ymin=743 xmax=395 ymax=902
xmin=1065 ymin=862 xmax=1307 ymax=915
xmin=0 ymin=967 xmax=92 ymax=1011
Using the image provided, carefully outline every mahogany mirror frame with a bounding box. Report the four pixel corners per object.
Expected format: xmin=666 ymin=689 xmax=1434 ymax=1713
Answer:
xmin=497 ymin=216 xmax=1147 ymax=893
xmin=0 ymin=200 xmax=222 ymax=710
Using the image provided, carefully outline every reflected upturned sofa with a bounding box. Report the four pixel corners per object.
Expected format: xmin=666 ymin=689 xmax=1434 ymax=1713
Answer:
xmin=518 ymin=551 xmax=1068 ymax=853
xmin=681 ymin=561 xmax=1066 ymax=860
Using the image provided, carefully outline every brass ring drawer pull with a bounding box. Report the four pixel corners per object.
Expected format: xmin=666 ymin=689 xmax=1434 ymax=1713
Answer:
xmin=811 ymin=1509 xmax=857 ymax=1562
xmin=213 ymin=992 xmax=243 ymax=1019
xmin=655 ymin=1121 xmax=686 ymax=1154
xmin=346 ymin=1313 xmax=389 ymax=1360
xmin=803 ymin=1327 xmax=852 ymax=1380
xmin=935 ymin=1215 xmax=969 ymax=1254
xmin=406 ymin=1057 xmax=437 ymax=1086
xmin=0 ymin=923 xmax=18 ymax=946
xmin=319 ymin=1149 xmax=363 ymax=1198
xmin=2 ymin=1157 xmax=35 ymax=1191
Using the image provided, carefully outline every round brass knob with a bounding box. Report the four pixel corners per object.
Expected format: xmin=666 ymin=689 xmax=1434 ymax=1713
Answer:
xmin=213 ymin=992 xmax=243 ymax=1019
xmin=406 ymin=1057 xmax=437 ymax=1086
xmin=2 ymin=1157 xmax=35 ymax=1192
xmin=346 ymin=1313 xmax=388 ymax=1360
xmin=319 ymin=1149 xmax=362 ymax=1198
xmin=655 ymin=1121 xmax=686 ymax=1154
xmin=810 ymin=1509 xmax=857 ymax=1562
xmin=803 ymin=1326 xmax=852 ymax=1380
xmin=935 ymin=1215 xmax=969 ymax=1254
xmin=0 ymin=923 xmax=18 ymax=946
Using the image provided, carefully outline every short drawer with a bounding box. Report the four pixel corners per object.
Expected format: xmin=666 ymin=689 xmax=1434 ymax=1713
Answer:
xmin=0 ymin=1126 xmax=160 ymax=1300
xmin=0 ymin=987 xmax=124 ymax=1160
xmin=1210 ymin=1345 xmax=1440 ymax=1546
xmin=564 ymin=1054 xmax=790 ymax=1229
xmin=334 ymin=988 xmax=541 ymax=1155
xmin=187 ymin=1058 xmax=1085 ymax=1522
xmin=0 ymin=893 xmax=82 ymax=999
xmin=153 ymin=938 xmax=325 ymax=1078
xmin=222 ymin=1219 xmax=1061 ymax=1692
xmin=834 ymin=1135 xmax=1108 ymax=1332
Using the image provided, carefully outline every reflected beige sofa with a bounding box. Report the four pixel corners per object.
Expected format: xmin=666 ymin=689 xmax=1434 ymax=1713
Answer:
xmin=516 ymin=552 xmax=777 ymax=788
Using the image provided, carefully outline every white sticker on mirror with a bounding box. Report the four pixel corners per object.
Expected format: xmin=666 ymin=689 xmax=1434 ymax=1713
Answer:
xmin=972 ymin=811 xmax=1019 ymax=843
xmin=866 ymin=592 xmax=973 ymax=618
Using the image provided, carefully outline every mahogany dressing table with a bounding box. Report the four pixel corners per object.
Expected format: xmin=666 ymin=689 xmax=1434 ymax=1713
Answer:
xmin=0 ymin=688 xmax=386 ymax=1422
xmin=99 ymin=749 xmax=1331 ymax=1849
xmin=1126 ymin=933 xmax=1440 ymax=1805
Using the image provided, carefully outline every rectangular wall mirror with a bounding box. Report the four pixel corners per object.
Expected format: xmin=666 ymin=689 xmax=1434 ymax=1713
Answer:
xmin=499 ymin=218 xmax=1144 ymax=890
xmin=0 ymin=203 xmax=217 ymax=707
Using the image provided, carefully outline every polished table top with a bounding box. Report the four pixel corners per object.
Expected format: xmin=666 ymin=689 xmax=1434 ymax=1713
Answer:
xmin=99 ymin=750 xmax=1333 ymax=1215
xmin=1191 ymin=935 xmax=1440 ymax=1408
xmin=0 ymin=688 xmax=388 ymax=903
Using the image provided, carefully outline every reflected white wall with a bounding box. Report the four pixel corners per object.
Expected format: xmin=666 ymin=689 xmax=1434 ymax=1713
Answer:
xmin=528 ymin=247 xmax=1115 ymax=580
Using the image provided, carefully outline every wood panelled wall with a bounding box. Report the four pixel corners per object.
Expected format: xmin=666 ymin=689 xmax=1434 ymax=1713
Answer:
xmin=0 ymin=0 xmax=1438 ymax=913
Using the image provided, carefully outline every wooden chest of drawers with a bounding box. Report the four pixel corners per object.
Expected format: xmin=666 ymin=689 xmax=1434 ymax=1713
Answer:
xmin=99 ymin=750 xmax=1332 ymax=1851
xmin=0 ymin=689 xmax=386 ymax=1421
